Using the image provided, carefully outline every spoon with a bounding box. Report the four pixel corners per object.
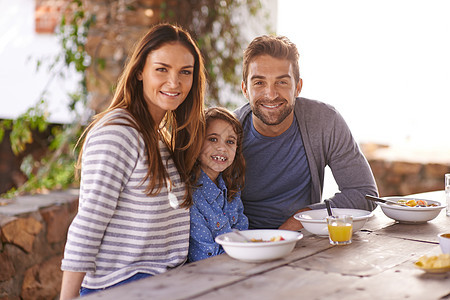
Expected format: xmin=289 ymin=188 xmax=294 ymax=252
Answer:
xmin=232 ymin=229 xmax=251 ymax=242
xmin=324 ymin=199 xmax=333 ymax=216
xmin=365 ymin=195 xmax=408 ymax=207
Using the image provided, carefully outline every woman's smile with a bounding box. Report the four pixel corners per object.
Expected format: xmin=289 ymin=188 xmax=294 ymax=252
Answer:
xmin=138 ymin=42 xmax=195 ymax=123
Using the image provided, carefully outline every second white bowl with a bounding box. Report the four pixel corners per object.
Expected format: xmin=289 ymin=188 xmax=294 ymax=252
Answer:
xmin=294 ymin=208 xmax=373 ymax=236
xmin=379 ymin=197 xmax=445 ymax=223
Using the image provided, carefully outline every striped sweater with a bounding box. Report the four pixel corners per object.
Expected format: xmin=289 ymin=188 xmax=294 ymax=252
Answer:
xmin=61 ymin=109 xmax=190 ymax=289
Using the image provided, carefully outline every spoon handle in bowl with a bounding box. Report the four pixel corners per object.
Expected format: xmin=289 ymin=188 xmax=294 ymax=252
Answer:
xmin=365 ymin=195 xmax=407 ymax=207
xmin=232 ymin=229 xmax=251 ymax=242
xmin=324 ymin=199 xmax=333 ymax=216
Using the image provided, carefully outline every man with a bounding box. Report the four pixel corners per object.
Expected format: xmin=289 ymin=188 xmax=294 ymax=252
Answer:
xmin=234 ymin=35 xmax=378 ymax=230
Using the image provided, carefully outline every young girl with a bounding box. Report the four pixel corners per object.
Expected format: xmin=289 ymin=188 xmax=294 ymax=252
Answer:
xmin=60 ymin=24 xmax=206 ymax=299
xmin=188 ymin=107 xmax=248 ymax=262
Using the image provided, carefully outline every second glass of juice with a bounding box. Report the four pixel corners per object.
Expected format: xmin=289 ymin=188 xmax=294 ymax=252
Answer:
xmin=326 ymin=215 xmax=353 ymax=245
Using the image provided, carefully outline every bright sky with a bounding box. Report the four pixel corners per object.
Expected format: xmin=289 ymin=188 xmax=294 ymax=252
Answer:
xmin=277 ymin=0 xmax=450 ymax=148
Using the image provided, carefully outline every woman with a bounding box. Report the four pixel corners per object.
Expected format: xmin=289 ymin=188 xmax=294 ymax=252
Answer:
xmin=60 ymin=23 xmax=205 ymax=299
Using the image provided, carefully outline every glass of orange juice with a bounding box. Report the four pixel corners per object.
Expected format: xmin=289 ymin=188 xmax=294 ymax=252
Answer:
xmin=326 ymin=215 xmax=353 ymax=245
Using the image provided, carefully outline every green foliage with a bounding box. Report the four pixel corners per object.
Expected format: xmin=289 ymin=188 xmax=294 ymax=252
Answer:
xmin=59 ymin=0 xmax=92 ymax=109
xmin=13 ymin=122 xmax=84 ymax=196
xmin=0 ymin=100 xmax=48 ymax=155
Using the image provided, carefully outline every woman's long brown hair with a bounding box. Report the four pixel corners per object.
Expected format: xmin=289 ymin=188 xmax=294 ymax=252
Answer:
xmin=191 ymin=107 xmax=245 ymax=202
xmin=76 ymin=24 xmax=206 ymax=208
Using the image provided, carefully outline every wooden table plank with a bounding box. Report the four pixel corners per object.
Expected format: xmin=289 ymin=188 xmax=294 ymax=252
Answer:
xmin=289 ymin=231 xmax=437 ymax=276
xmin=360 ymin=206 xmax=397 ymax=231
xmin=193 ymin=265 xmax=359 ymax=300
xmin=194 ymin=245 xmax=449 ymax=300
xmin=194 ymin=260 xmax=450 ymax=300
xmin=351 ymin=264 xmax=450 ymax=300
xmin=374 ymin=214 xmax=449 ymax=243
xmin=81 ymin=268 xmax=244 ymax=300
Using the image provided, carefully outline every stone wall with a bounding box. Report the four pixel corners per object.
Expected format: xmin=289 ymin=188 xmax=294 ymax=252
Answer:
xmin=0 ymin=190 xmax=78 ymax=300
xmin=363 ymin=143 xmax=450 ymax=197
xmin=369 ymin=159 xmax=450 ymax=196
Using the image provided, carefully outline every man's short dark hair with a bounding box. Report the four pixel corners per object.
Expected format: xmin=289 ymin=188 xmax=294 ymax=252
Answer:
xmin=242 ymin=35 xmax=300 ymax=86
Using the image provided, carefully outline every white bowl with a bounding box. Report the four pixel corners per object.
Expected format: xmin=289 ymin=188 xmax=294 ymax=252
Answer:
xmin=438 ymin=233 xmax=450 ymax=254
xmin=294 ymin=208 xmax=373 ymax=236
xmin=379 ymin=197 xmax=445 ymax=223
xmin=215 ymin=229 xmax=303 ymax=263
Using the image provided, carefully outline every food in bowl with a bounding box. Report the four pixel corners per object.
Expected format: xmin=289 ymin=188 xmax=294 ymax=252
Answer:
xmin=395 ymin=198 xmax=438 ymax=207
xmin=215 ymin=229 xmax=303 ymax=263
xmin=379 ymin=197 xmax=445 ymax=223
xmin=293 ymin=208 xmax=373 ymax=236
xmin=251 ymin=236 xmax=285 ymax=242
xmin=414 ymin=254 xmax=450 ymax=273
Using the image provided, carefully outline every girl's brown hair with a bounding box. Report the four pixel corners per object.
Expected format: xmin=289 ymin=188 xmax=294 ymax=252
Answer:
xmin=77 ymin=23 xmax=206 ymax=207
xmin=191 ymin=107 xmax=245 ymax=202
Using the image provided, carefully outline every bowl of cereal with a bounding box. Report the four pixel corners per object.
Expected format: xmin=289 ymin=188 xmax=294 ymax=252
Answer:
xmin=215 ymin=229 xmax=303 ymax=263
xmin=378 ymin=197 xmax=445 ymax=223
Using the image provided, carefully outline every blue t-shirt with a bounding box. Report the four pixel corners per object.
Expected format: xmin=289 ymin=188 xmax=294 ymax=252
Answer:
xmin=188 ymin=170 xmax=248 ymax=262
xmin=241 ymin=115 xmax=311 ymax=229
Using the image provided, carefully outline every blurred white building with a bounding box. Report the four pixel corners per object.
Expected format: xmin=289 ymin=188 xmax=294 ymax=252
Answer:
xmin=0 ymin=0 xmax=82 ymax=124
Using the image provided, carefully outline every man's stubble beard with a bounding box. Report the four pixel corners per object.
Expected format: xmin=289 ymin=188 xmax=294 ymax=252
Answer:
xmin=251 ymin=99 xmax=294 ymax=126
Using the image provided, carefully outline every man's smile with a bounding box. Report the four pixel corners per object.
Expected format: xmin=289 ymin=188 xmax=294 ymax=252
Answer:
xmin=261 ymin=103 xmax=283 ymax=109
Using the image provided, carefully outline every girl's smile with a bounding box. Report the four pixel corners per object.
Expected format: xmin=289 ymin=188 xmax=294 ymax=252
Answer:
xmin=199 ymin=119 xmax=238 ymax=182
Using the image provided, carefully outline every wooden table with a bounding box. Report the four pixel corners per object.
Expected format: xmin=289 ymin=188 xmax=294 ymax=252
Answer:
xmin=83 ymin=191 xmax=450 ymax=300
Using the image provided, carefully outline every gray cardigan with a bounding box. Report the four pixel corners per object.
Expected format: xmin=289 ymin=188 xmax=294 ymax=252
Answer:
xmin=234 ymin=97 xmax=378 ymax=211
